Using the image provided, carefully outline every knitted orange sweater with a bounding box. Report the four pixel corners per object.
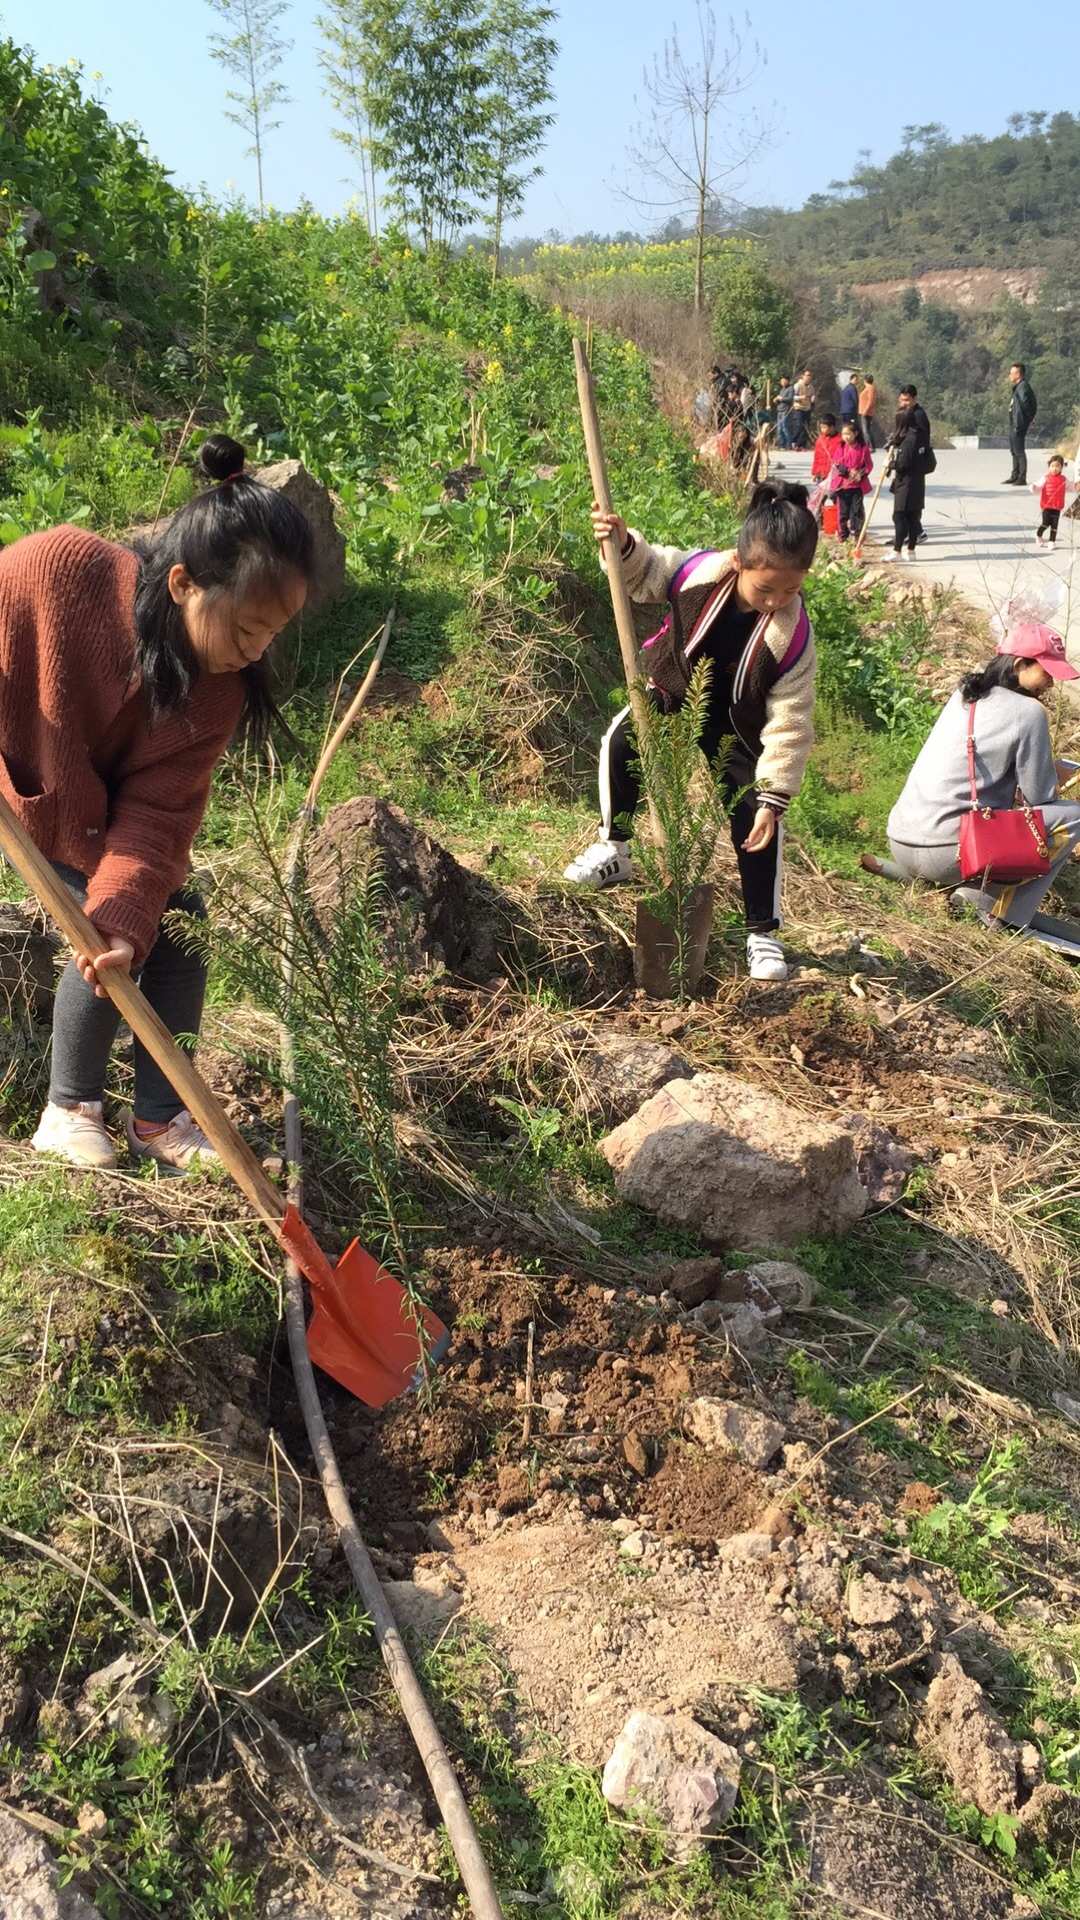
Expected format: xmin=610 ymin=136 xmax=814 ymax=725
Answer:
xmin=0 ymin=525 xmax=245 ymax=965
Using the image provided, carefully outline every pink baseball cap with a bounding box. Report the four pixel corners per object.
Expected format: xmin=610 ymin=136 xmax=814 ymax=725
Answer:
xmin=996 ymin=621 xmax=1079 ymax=681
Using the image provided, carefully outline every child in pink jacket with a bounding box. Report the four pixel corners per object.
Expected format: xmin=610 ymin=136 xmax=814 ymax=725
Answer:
xmin=828 ymin=420 xmax=873 ymax=542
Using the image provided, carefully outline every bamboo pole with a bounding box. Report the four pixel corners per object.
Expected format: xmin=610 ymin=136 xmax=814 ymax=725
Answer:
xmin=572 ymin=338 xmax=663 ymax=848
xmin=280 ymin=607 xmax=506 ymax=1920
xmin=854 ymin=447 xmax=894 ymax=558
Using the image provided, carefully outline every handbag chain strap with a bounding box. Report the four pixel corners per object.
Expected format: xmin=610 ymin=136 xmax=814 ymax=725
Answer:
xmin=965 ymin=699 xmax=1050 ymax=859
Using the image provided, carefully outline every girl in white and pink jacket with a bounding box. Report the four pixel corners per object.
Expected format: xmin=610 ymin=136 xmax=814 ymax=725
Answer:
xmin=564 ymin=480 xmax=818 ymax=981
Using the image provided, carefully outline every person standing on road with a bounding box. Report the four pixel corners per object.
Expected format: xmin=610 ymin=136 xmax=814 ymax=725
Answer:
xmin=775 ymin=374 xmax=795 ymax=449
xmin=828 ymin=420 xmax=873 ymax=543
xmin=792 ymin=368 xmax=815 ymax=449
xmin=858 ymin=373 xmax=878 ymax=448
xmin=1034 ymin=454 xmax=1074 ymax=544
xmin=1005 ymin=362 xmax=1037 ymax=485
xmin=839 ymin=370 xmax=860 ymax=431
xmin=887 ymin=385 xmax=934 ymax=560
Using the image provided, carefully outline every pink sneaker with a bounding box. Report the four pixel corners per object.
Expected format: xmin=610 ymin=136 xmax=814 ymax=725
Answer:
xmin=32 ymin=1101 xmax=116 ymax=1170
xmin=126 ymin=1110 xmax=221 ymax=1174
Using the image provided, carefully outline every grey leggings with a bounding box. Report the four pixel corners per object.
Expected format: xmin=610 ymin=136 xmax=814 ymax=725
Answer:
xmin=889 ymin=800 xmax=1080 ymax=927
xmin=49 ymin=866 xmax=207 ymax=1124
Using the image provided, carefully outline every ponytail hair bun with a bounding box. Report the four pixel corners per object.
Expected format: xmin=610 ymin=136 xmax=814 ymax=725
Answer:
xmin=747 ymin=478 xmax=810 ymax=514
xmin=198 ymin=433 xmax=247 ymax=485
xmin=738 ymin=478 xmax=818 ymax=570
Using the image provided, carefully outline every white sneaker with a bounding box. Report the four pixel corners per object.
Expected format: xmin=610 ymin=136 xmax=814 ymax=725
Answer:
xmin=747 ymin=934 xmax=789 ymax=982
xmin=126 ymin=1110 xmax=221 ymax=1175
xmin=562 ymin=838 xmax=633 ymax=890
xmin=902 ymin=549 xmax=917 ymax=562
xmin=32 ymin=1101 xmax=116 ymax=1170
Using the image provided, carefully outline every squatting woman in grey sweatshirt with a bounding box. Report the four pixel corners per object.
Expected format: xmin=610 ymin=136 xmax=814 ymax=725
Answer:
xmin=887 ymin=623 xmax=1080 ymax=928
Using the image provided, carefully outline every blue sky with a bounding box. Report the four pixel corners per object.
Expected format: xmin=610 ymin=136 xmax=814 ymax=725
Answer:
xmin=6 ymin=0 xmax=1080 ymax=234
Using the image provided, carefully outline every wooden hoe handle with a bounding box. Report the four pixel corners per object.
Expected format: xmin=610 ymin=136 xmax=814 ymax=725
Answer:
xmin=0 ymin=789 xmax=284 ymax=1233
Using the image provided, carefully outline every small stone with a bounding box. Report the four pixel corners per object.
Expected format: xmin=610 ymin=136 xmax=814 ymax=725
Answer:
xmin=76 ymin=1804 xmax=107 ymax=1839
xmin=683 ymin=1398 xmax=785 ymax=1468
xmin=663 ymin=1257 xmax=728 ymax=1309
xmin=846 ymin=1574 xmax=904 ymax=1627
xmin=718 ymin=1531 xmax=775 ymax=1562
xmin=744 ymin=1259 xmax=817 ymax=1310
xmin=542 ymin=1389 xmax=570 ymax=1434
xmin=261 ymin=1154 xmax=285 ymax=1178
xmin=623 ymin=1430 xmax=650 ymax=1477
xmin=602 ymin=1710 xmax=741 ymax=1856
xmin=612 ymin=1516 xmax=637 ymax=1537
xmin=619 ymin=1530 xmax=647 ymax=1559
xmin=918 ymin=1654 xmax=1022 ymax=1816
xmin=755 ymin=1503 xmax=796 ymax=1540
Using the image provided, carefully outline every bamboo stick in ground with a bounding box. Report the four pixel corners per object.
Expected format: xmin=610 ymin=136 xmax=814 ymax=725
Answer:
xmin=854 ymin=451 xmax=893 ymax=558
xmin=572 ymin=338 xmax=663 ymax=850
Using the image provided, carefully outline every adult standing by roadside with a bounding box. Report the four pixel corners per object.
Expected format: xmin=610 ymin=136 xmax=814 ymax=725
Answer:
xmin=0 ymin=433 xmax=314 ymax=1171
xmin=858 ymin=373 xmax=878 ymax=448
xmin=839 ymin=370 xmax=859 ymax=431
xmin=775 ymin=374 xmax=795 ymax=449
xmin=791 ymin=367 xmax=815 ymax=449
xmin=1005 ymin=362 xmax=1037 ymax=485
xmin=887 ymin=385 xmax=934 ymax=560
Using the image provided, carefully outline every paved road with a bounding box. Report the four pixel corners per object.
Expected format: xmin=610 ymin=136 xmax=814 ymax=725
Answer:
xmin=774 ymin=445 xmax=1080 ymax=659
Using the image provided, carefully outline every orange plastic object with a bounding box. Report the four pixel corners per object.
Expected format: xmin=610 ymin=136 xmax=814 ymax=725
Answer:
xmin=822 ymin=501 xmax=839 ymax=536
xmin=279 ymin=1205 xmax=450 ymax=1408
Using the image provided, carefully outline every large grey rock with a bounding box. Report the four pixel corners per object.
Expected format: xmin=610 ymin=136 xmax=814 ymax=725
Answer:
xmin=0 ymin=1808 xmax=103 ymax=1918
xmin=601 ymin=1710 xmax=741 ymax=1856
xmin=254 ymin=457 xmax=346 ymax=611
xmin=918 ymin=1655 xmax=1024 ymax=1815
xmin=600 ymin=1072 xmax=867 ymax=1249
xmin=683 ymin=1398 xmax=785 ymax=1468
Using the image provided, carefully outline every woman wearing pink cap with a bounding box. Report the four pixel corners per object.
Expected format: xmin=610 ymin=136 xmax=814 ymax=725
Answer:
xmin=887 ymin=623 xmax=1080 ymax=928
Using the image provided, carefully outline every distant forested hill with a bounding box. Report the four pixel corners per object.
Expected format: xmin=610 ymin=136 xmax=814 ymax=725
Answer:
xmin=747 ymin=114 xmax=1080 ymax=281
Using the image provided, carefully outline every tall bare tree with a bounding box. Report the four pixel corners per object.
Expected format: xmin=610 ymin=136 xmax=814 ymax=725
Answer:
xmin=316 ymin=0 xmax=380 ymax=233
xmin=622 ymin=5 xmax=767 ymax=313
xmin=206 ymin=0 xmax=291 ymax=217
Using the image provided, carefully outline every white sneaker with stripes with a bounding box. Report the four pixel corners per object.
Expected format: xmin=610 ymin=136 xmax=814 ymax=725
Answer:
xmin=747 ymin=933 xmax=789 ymax=981
xmin=562 ymin=838 xmax=633 ymax=890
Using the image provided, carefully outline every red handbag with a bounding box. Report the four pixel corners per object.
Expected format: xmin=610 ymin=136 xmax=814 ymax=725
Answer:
xmin=957 ymin=700 xmax=1052 ymax=884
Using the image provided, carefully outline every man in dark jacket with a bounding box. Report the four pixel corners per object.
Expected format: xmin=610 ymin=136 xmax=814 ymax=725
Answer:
xmin=888 ymin=385 xmax=934 ymax=559
xmin=1006 ymin=362 xmax=1037 ymax=484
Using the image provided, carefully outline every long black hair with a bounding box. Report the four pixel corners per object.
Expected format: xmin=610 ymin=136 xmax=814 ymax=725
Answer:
xmin=130 ymin=434 xmax=315 ymax=742
xmin=960 ymin=655 xmax=1024 ymax=703
xmin=737 ymin=479 xmax=818 ymax=570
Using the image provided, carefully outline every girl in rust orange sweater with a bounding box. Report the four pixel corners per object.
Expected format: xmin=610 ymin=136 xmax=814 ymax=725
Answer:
xmin=0 ymin=435 xmax=313 ymax=1171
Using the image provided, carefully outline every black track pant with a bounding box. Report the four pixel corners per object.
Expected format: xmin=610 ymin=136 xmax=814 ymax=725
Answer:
xmin=1009 ymin=427 xmax=1028 ymax=485
xmin=836 ymin=490 xmax=865 ymax=540
xmin=1038 ymin=508 xmax=1060 ymax=543
xmin=893 ymin=507 xmax=923 ymax=552
xmin=597 ymin=699 xmax=783 ymax=933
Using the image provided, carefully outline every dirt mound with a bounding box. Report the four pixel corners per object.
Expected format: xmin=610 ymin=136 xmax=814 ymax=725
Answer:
xmin=306 ymin=796 xmax=515 ymax=982
xmin=304 ymin=798 xmax=631 ymax=1002
xmin=447 ymin=1522 xmax=814 ymax=1764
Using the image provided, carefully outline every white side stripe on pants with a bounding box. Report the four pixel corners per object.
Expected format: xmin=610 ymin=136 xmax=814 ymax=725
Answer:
xmin=598 ymin=703 xmax=631 ymax=841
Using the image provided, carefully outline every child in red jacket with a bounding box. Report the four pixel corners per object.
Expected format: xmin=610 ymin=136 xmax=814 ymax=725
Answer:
xmin=811 ymin=413 xmax=843 ymax=483
xmin=1035 ymin=455 xmax=1073 ymax=545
